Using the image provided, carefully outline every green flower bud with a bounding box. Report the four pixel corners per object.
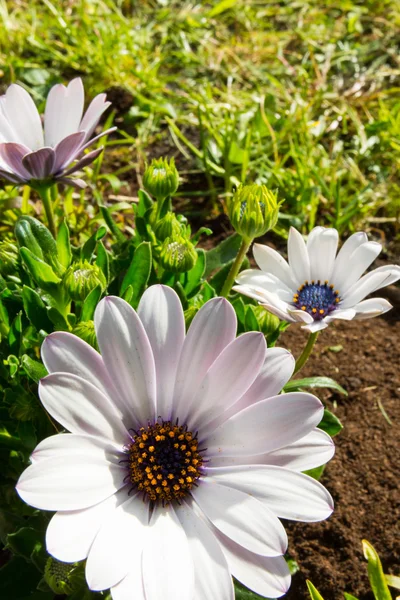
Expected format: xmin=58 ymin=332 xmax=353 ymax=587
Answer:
xmin=0 ymin=240 xmax=19 ymax=276
xmin=158 ymin=236 xmax=197 ymax=273
xmin=227 ymin=184 xmax=280 ymax=240
xmin=143 ymin=157 xmax=179 ymax=200
xmin=44 ymin=557 xmax=76 ymax=595
xmin=154 ymin=212 xmax=182 ymax=242
xmin=252 ymin=305 xmax=281 ymax=339
xmin=62 ymin=260 xmax=106 ymax=301
xmin=72 ymin=320 xmax=98 ymax=350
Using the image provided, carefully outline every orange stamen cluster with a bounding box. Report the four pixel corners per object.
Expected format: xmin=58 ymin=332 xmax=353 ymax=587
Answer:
xmin=126 ymin=421 xmax=204 ymax=505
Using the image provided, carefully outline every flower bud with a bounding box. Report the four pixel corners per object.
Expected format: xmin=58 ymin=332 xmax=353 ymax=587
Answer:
xmin=227 ymin=184 xmax=280 ymax=240
xmin=62 ymin=260 xmax=106 ymax=301
xmin=252 ymin=305 xmax=281 ymax=340
xmin=143 ymin=157 xmax=179 ymax=200
xmin=72 ymin=320 xmax=98 ymax=350
xmin=0 ymin=240 xmax=19 ymax=276
xmin=154 ymin=212 xmax=182 ymax=242
xmin=158 ymin=236 xmax=197 ymax=273
xmin=44 ymin=557 xmax=76 ymax=595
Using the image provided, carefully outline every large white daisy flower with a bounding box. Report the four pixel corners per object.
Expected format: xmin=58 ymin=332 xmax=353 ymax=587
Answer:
xmin=16 ymin=285 xmax=334 ymax=600
xmin=0 ymin=78 xmax=115 ymax=188
xmin=235 ymin=226 xmax=400 ymax=333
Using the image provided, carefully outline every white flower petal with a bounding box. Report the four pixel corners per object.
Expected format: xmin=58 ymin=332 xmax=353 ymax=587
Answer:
xmin=94 ymin=296 xmax=157 ymax=426
xmin=211 ymin=428 xmax=335 ymax=472
xmin=142 ymin=505 xmax=194 ymax=600
xmin=86 ymin=495 xmax=149 ymax=591
xmin=137 ymin=285 xmax=185 ymax=420
xmin=353 ymin=297 xmax=393 ymax=320
xmin=188 ymin=331 xmax=266 ymax=432
xmin=216 ymin=530 xmax=291 ymax=599
xmin=192 ymin=479 xmax=287 ymax=557
xmin=44 ymin=78 xmax=84 ymax=147
xmin=79 ymin=93 xmax=111 ymax=141
xmin=46 ymin=493 xmax=120 ymax=563
xmin=324 ymin=308 xmax=356 ymax=325
xmin=2 ymin=84 xmax=44 ymax=150
xmin=259 ymin=300 xmax=296 ymax=322
xmin=16 ymin=454 xmax=125 ymax=511
xmin=236 ymin=269 xmax=293 ymax=300
xmin=31 ymin=433 xmax=122 ymax=464
xmin=253 ymin=242 xmax=296 ymax=289
xmin=205 ymin=392 xmax=324 ymax=457
xmin=341 ymin=266 xmax=400 ymax=309
xmin=206 ymin=465 xmax=334 ymax=522
xmin=301 ymin=319 xmax=329 ymax=333
xmin=172 ymin=298 xmax=237 ymax=423
xmin=178 ymin=502 xmax=234 ymax=600
xmin=331 ymin=231 xmax=368 ymax=287
xmin=332 ymin=241 xmax=382 ymax=294
xmin=111 ymin=562 xmax=146 ymax=600
xmin=39 ymin=373 xmax=128 ymax=443
xmin=287 ymin=307 xmax=314 ymax=323
xmin=307 ymin=227 xmax=338 ymax=282
xmin=287 ymin=227 xmax=310 ymax=285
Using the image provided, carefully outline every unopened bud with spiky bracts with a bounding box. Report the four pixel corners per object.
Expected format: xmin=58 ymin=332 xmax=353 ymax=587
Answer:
xmin=44 ymin=557 xmax=77 ymax=595
xmin=72 ymin=320 xmax=98 ymax=350
xmin=0 ymin=240 xmax=19 ymax=276
xmin=62 ymin=260 xmax=106 ymax=301
xmin=227 ymin=184 xmax=280 ymax=241
xmin=158 ymin=235 xmax=197 ymax=273
xmin=154 ymin=212 xmax=182 ymax=242
xmin=143 ymin=157 xmax=179 ymax=200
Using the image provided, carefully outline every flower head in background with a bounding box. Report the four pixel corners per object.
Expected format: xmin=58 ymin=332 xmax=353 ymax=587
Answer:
xmin=235 ymin=226 xmax=400 ymax=333
xmin=17 ymin=285 xmax=334 ymax=600
xmin=0 ymin=78 xmax=115 ymax=189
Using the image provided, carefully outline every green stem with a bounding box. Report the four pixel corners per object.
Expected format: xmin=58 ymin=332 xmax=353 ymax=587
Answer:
xmin=220 ymin=237 xmax=252 ymax=298
xmin=294 ymin=331 xmax=319 ymax=375
xmin=37 ymin=185 xmax=57 ymax=238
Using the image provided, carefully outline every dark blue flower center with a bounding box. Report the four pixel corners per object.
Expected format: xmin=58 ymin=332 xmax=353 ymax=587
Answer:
xmin=293 ymin=280 xmax=340 ymax=320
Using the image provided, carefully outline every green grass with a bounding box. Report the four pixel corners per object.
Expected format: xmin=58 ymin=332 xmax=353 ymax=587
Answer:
xmin=0 ymin=0 xmax=400 ymax=235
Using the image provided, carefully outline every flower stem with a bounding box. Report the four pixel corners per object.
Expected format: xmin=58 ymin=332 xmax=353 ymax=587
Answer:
xmin=37 ymin=185 xmax=57 ymax=238
xmin=294 ymin=331 xmax=319 ymax=375
xmin=220 ymin=236 xmax=252 ymax=298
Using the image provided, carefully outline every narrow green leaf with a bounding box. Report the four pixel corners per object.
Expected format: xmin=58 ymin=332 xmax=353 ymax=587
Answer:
xmin=81 ymin=227 xmax=106 ymax=261
xmin=307 ymin=580 xmax=325 ymax=600
xmin=120 ymin=242 xmax=152 ymax=307
xmin=96 ymin=241 xmax=110 ymax=282
xmin=208 ymin=0 xmax=239 ymax=18
xmin=362 ymin=540 xmax=392 ymax=600
xmin=81 ymin=285 xmax=102 ymax=322
xmin=284 ymin=376 xmax=347 ymax=396
xmin=244 ymin=305 xmax=260 ymax=332
xmin=184 ymin=249 xmax=206 ymax=295
xmin=385 ymin=574 xmax=400 ymax=590
xmin=22 ymin=286 xmax=52 ymax=332
xmin=122 ymin=284 xmax=133 ymax=303
xmin=344 ymin=594 xmax=359 ymax=600
xmin=100 ymin=206 xmax=126 ymax=243
xmin=56 ymin=220 xmax=72 ymax=268
xmin=137 ymin=189 xmax=153 ymax=218
xmin=20 ymin=248 xmax=61 ymax=287
xmin=204 ymin=233 xmax=242 ymax=277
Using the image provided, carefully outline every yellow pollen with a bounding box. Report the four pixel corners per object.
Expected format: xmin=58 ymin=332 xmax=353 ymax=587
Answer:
xmin=301 ymin=306 xmax=306 ymax=311
xmin=319 ymin=309 xmax=324 ymax=315
xmin=312 ymin=308 xmax=317 ymax=314
xmin=149 ymin=446 xmax=155 ymax=453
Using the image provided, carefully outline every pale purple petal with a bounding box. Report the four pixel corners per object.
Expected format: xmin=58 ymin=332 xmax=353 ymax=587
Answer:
xmin=0 ymin=142 xmax=32 ymax=180
xmin=206 ymin=465 xmax=334 ymax=522
xmin=94 ymin=296 xmax=157 ymax=426
xmin=137 ymin=285 xmax=185 ymax=420
xmin=79 ymin=93 xmax=111 ymax=141
xmin=142 ymin=505 xmax=194 ymax=600
xmin=192 ymin=479 xmax=287 ymax=556
xmin=16 ymin=454 xmax=125 ymax=511
xmin=287 ymin=227 xmax=310 ymax=285
xmin=53 ymin=131 xmax=86 ymax=172
xmin=57 ymin=176 xmax=87 ymax=189
xmin=172 ymin=297 xmax=237 ymax=423
xmin=86 ymin=495 xmax=149 ymax=591
xmin=204 ymin=392 xmax=324 ymax=457
xmin=0 ymin=168 xmax=22 ymax=183
xmin=178 ymin=502 xmax=234 ymax=600
xmin=39 ymin=373 xmax=129 ymax=443
xmin=22 ymin=147 xmax=56 ymax=179
xmin=61 ymin=147 xmax=103 ymax=176
xmin=2 ymin=84 xmax=44 ymax=150
xmin=44 ymin=78 xmax=84 ymax=147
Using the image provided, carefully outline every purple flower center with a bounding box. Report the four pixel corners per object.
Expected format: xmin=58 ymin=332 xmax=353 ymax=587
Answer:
xmin=293 ymin=280 xmax=341 ymax=320
xmin=122 ymin=420 xmax=204 ymax=505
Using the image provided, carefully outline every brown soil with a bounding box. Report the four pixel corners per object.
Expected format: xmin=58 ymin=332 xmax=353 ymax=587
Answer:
xmin=280 ymin=313 xmax=400 ymax=600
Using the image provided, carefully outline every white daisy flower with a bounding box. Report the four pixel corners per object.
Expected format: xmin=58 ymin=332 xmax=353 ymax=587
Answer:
xmin=235 ymin=226 xmax=400 ymax=333
xmin=0 ymin=78 xmax=115 ymax=188
xmin=16 ymin=285 xmax=334 ymax=600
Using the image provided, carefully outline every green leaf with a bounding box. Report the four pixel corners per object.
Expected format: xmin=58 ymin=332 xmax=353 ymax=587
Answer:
xmin=22 ymin=286 xmax=52 ymax=332
xmin=307 ymin=580 xmax=325 ymax=600
xmin=137 ymin=189 xmax=154 ymax=218
xmin=184 ymin=249 xmax=206 ymax=295
xmin=20 ymin=247 xmax=61 ymax=288
xmin=122 ymin=284 xmax=134 ymax=303
xmin=120 ymin=242 xmax=152 ymax=307
xmin=47 ymin=307 xmax=69 ymax=330
xmin=0 ymin=426 xmax=22 ymax=449
xmin=304 ymin=464 xmax=325 ymax=480
xmin=8 ymin=313 xmax=22 ymax=355
xmin=344 ymin=594 xmax=359 ymax=600
xmin=96 ymin=241 xmax=110 ymax=282
xmin=16 ymin=215 xmax=63 ymax=276
xmin=56 ymin=220 xmax=72 ymax=269
xmin=244 ymin=305 xmax=260 ymax=332
xmin=81 ymin=285 xmax=102 ymax=322
xmin=362 ymin=540 xmax=392 ymax=600
xmin=318 ymin=409 xmax=343 ymax=437
xmin=100 ymin=206 xmax=126 ymax=244
xmin=6 ymin=527 xmax=43 ymax=561
xmin=234 ymin=580 xmax=267 ymax=599
xmin=21 ymin=355 xmax=48 ymax=383
xmin=385 ymin=574 xmax=400 ymax=590
xmin=209 ymin=257 xmax=249 ymax=295
xmin=204 ymin=233 xmax=242 ymax=278
xmin=283 ymin=376 xmax=347 ymax=396
xmin=81 ymin=227 xmax=107 ymax=261
xmin=0 ymin=556 xmax=45 ymax=599
xmin=208 ymin=0 xmax=239 ymax=18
